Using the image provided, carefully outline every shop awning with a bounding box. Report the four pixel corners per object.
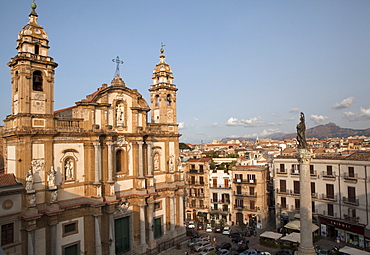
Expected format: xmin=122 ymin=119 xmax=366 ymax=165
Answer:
xmin=197 ymin=212 xmax=207 ymax=217
xmin=284 ymin=220 xmax=319 ymax=232
xmin=281 ymin=232 xmax=300 ymax=243
xmin=260 ymin=231 xmax=282 ymax=240
xmin=339 ymin=246 xmax=370 ymax=255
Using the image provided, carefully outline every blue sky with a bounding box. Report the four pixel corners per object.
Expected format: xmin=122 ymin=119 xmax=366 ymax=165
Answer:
xmin=1 ymin=1 xmax=370 ymax=144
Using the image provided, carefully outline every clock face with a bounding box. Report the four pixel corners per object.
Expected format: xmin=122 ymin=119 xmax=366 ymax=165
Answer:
xmin=167 ymin=109 xmax=173 ymax=119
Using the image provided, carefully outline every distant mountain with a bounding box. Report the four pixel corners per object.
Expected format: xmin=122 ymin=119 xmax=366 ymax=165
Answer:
xmin=282 ymin=123 xmax=370 ymax=140
xmin=220 ymin=123 xmax=370 ymax=143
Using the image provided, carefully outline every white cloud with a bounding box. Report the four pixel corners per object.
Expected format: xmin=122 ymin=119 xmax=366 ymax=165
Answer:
xmin=178 ymin=122 xmax=194 ymax=130
xmin=271 ymin=113 xmax=280 ymax=117
xmin=289 ymin=108 xmax=300 ymax=113
xmin=343 ymin=107 xmax=370 ymax=121
xmin=310 ymin=114 xmax=328 ymax=124
xmin=226 ymin=117 xmax=263 ymax=127
xmin=285 ymin=118 xmax=295 ymax=121
xmin=211 ymin=123 xmax=219 ymax=128
xmin=332 ymin=97 xmax=355 ymax=109
xmin=194 ymin=118 xmax=199 ymax=121
xmin=260 ymin=129 xmax=281 ymax=136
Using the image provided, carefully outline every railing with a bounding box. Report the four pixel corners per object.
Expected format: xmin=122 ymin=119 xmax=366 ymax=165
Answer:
xmin=142 ymin=234 xmax=188 ymax=255
xmin=209 ymin=184 xmax=231 ymax=189
xmin=55 ymin=118 xmax=83 ymax=132
xmin=234 ymin=191 xmax=257 ymax=197
xmin=343 ymin=172 xmax=358 ymax=180
xmin=276 ymin=168 xmax=288 ymax=175
xmin=310 ymin=170 xmax=317 ymax=176
xmin=211 ymin=199 xmax=230 ymax=204
xmin=320 ymin=193 xmax=337 ymax=202
xmin=210 ymin=208 xmax=230 ymax=213
xmin=321 ymin=171 xmax=336 ymax=179
xmin=233 ymin=205 xmax=258 ymax=211
xmin=189 ymin=193 xmax=205 ymax=198
xmin=343 ymin=197 xmax=359 ymax=206
xmin=290 ymin=169 xmax=300 ymax=175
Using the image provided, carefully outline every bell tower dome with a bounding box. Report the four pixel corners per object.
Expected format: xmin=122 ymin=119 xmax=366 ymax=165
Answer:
xmin=6 ymin=2 xmax=58 ymax=128
xmin=149 ymin=47 xmax=178 ymax=125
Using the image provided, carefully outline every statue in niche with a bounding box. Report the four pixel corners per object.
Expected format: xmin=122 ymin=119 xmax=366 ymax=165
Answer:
xmin=25 ymin=169 xmax=34 ymax=191
xmin=169 ymin=154 xmax=175 ymax=172
xmin=48 ymin=166 xmax=56 ymax=188
xmin=116 ymin=102 xmax=124 ymax=125
xmin=28 ymin=194 xmax=36 ymax=207
xmin=154 ymin=153 xmax=160 ymax=171
xmin=65 ymin=158 xmax=74 ymax=180
xmin=296 ymin=112 xmax=308 ymax=149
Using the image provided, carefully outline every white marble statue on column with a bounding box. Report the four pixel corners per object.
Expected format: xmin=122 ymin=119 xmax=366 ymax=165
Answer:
xmin=154 ymin=153 xmax=160 ymax=171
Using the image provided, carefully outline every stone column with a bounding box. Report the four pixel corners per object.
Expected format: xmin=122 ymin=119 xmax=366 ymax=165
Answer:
xmin=50 ymin=224 xmax=57 ymax=255
xmin=139 ymin=204 xmax=147 ymax=245
xmin=27 ymin=230 xmax=35 ymax=255
xmin=108 ymin=212 xmax=115 ymax=255
xmin=138 ymin=142 xmax=144 ymax=177
xmin=94 ymin=214 xmax=102 ymax=255
xmin=170 ymin=196 xmax=175 ymax=232
xmin=148 ymin=202 xmax=155 ymax=245
xmin=147 ymin=142 xmax=153 ymax=176
xmin=296 ymin=149 xmax=316 ymax=255
xmin=93 ymin=142 xmax=101 ymax=184
xmin=106 ymin=142 xmax=114 ymax=182
xmin=179 ymin=194 xmax=185 ymax=229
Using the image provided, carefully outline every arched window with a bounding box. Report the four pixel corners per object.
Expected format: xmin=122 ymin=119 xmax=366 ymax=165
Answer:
xmin=32 ymin=70 xmax=43 ymax=91
xmin=64 ymin=157 xmax=75 ymax=181
xmin=155 ymin=95 xmax=160 ymax=107
xmin=166 ymin=94 xmax=171 ymax=106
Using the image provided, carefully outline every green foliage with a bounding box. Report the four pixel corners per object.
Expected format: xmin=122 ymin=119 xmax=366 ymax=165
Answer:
xmin=228 ymin=154 xmax=239 ymax=158
xmin=179 ymin=143 xmax=192 ymax=150
xmin=259 ymin=238 xmax=278 ymax=248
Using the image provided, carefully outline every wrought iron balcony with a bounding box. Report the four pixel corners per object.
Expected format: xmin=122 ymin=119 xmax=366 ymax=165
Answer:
xmin=343 ymin=197 xmax=359 ymax=206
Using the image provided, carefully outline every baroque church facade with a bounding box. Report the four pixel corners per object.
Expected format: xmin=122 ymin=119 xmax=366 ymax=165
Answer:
xmin=1 ymin=3 xmax=185 ymax=255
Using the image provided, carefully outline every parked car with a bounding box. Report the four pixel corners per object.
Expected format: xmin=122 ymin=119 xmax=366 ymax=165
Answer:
xmin=200 ymin=246 xmax=217 ymax=255
xmin=240 ymin=249 xmax=258 ymax=255
xmin=194 ymin=241 xmax=212 ymax=252
xmin=230 ymin=244 xmax=249 ymax=253
xmin=186 ymin=229 xmax=199 ymax=238
xmin=215 ymin=242 xmax=232 ymax=251
xmin=216 ymin=249 xmax=229 ymax=255
xmin=231 ymin=236 xmax=249 ymax=244
xmin=257 ymin=252 xmax=271 ymax=255
xmin=206 ymin=226 xmax=213 ymax=232
xmin=197 ymin=223 xmax=204 ymax=230
xmin=214 ymin=225 xmax=223 ymax=233
xmin=188 ymin=221 xmax=195 ymax=229
xmin=245 ymin=229 xmax=257 ymax=237
xmin=275 ymin=250 xmax=294 ymax=255
xmin=222 ymin=226 xmax=231 ymax=235
xmin=229 ymin=232 xmax=243 ymax=238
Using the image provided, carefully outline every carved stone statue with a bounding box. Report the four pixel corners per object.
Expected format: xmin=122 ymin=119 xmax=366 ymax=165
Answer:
xmin=25 ymin=169 xmax=34 ymax=191
xmin=296 ymin=112 xmax=308 ymax=149
xmin=154 ymin=153 xmax=160 ymax=171
xmin=116 ymin=102 xmax=124 ymax=124
xmin=48 ymin=166 xmax=56 ymax=188
xmin=51 ymin=190 xmax=58 ymax=203
xmin=65 ymin=158 xmax=74 ymax=180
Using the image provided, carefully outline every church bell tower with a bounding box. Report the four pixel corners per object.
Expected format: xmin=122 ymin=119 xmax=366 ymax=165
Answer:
xmin=7 ymin=2 xmax=57 ymax=128
xmin=149 ymin=47 xmax=178 ymax=125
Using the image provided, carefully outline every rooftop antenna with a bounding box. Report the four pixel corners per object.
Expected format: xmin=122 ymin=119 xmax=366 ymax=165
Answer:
xmin=112 ymin=56 xmax=124 ymax=77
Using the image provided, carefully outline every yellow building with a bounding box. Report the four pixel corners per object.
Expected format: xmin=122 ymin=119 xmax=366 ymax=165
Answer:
xmin=1 ymin=3 xmax=185 ymax=255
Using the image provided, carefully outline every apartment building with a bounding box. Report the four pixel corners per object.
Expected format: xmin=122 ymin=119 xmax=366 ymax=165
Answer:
xmin=231 ymin=165 xmax=269 ymax=228
xmin=185 ymin=158 xmax=211 ymax=222
xmin=274 ymin=151 xmax=370 ymax=249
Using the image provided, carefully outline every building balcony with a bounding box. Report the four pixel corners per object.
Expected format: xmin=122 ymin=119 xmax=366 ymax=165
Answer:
xmin=209 ymin=184 xmax=231 ymax=189
xmin=320 ymin=193 xmax=337 ymax=202
xmin=276 ymin=168 xmax=288 ymax=175
xmin=234 ymin=191 xmax=257 ymax=197
xmin=189 ymin=193 xmax=205 ymax=198
xmin=189 ymin=169 xmax=205 ymax=174
xmin=233 ymin=205 xmax=258 ymax=212
xmin=290 ymin=169 xmax=300 ymax=175
xmin=55 ymin=118 xmax=83 ymax=132
xmin=187 ymin=181 xmax=206 ymax=186
xmin=343 ymin=197 xmax=359 ymax=206
xmin=210 ymin=199 xmax=230 ymax=204
xmin=321 ymin=171 xmax=336 ymax=180
xmin=233 ymin=179 xmax=257 ymax=184
xmin=276 ymin=188 xmax=299 ymax=196
xmin=343 ymin=214 xmax=360 ymax=223
xmin=343 ymin=173 xmax=358 ymax=183
xmin=210 ymin=208 xmax=230 ymax=214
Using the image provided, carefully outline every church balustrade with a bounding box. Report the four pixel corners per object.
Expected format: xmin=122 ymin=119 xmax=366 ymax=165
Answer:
xmin=55 ymin=118 xmax=83 ymax=131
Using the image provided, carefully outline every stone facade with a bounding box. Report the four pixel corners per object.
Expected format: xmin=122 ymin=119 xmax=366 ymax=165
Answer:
xmin=1 ymin=4 xmax=185 ymax=255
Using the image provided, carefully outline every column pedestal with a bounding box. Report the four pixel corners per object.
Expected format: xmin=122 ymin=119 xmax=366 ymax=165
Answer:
xmin=296 ymin=149 xmax=316 ymax=255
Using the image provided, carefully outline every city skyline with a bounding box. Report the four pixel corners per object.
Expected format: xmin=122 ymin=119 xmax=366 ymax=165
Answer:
xmin=1 ymin=1 xmax=370 ymax=144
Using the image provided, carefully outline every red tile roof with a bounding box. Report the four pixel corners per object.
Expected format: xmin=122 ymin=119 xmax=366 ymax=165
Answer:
xmin=187 ymin=158 xmax=211 ymax=162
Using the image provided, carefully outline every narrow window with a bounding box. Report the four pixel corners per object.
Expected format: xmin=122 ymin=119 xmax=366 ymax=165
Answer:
xmin=328 ymin=204 xmax=334 ymax=216
xmin=35 ymin=45 xmax=40 ymax=55
xmin=327 ymin=165 xmax=333 ymax=176
xmin=348 ymin=167 xmax=355 ymax=177
xmin=166 ymin=94 xmax=171 ymax=106
xmin=116 ymin=150 xmax=122 ymax=172
xmin=281 ymin=197 xmax=286 ymax=208
xmin=32 ymin=70 xmax=43 ymax=91
xmin=280 ymin=180 xmax=286 ymax=193
xmin=155 ymin=95 xmax=160 ymax=106
xmin=326 ymin=184 xmax=334 ymax=199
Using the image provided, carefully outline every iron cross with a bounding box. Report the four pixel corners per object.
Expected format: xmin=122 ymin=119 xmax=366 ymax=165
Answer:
xmin=112 ymin=56 xmax=124 ymax=77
